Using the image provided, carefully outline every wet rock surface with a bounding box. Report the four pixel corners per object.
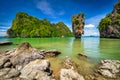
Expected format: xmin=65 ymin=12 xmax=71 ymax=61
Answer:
xmin=40 ymin=49 xmax=61 ymax=58
xmin=60 ymin=57 xmax=85 ymax=80
xmin=78 ymin=53 xmax=88 ymax=59
xmin=98 ymin=60 xmax=120 ymax=78
xmin=0 ymin=42 xmax=56 ymax=80
xmin=0 ymin=42 xmax=120 ymax=80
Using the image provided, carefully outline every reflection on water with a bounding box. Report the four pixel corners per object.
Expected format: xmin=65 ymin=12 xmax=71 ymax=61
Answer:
xmin=0 ymin=37 xmax=120 ymax=60
xmin=82 ymin=37 xmax=100 ymax=61
xmin=0 ymin=37 xmax=120 ymax=76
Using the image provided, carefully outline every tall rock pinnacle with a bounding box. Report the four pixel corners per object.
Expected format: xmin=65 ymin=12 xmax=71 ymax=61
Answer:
xmin=72 ymin=13 xmax=85 ymax=38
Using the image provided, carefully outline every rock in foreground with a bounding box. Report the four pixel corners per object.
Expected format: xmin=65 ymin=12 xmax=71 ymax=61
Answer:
xmin=98 ymin=60 xmax=120 ymax=78
xmin=20 ymin=59 xmax=54 ymax=80
xmin=10 ymin=42 xmax=44 ymax=68
xmin=0 ymin=42 xmax=55 ymax=80
xmin=60 ymin=57 xmax=85 ymax=80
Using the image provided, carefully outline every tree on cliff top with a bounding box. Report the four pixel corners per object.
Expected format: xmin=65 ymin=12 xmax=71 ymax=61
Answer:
xmin=7 ymin=12 xmax=72 ymax=38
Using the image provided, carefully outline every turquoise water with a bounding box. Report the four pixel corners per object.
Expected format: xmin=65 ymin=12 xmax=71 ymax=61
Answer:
xmin=0 ymin=37 xmax=120 ymax=75
xmin=0 ymin=37 xmax=120 ymax=60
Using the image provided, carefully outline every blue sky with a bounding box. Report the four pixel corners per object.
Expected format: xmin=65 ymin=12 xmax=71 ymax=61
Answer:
xmin=0 ymin=0 xmax=118 ymax=36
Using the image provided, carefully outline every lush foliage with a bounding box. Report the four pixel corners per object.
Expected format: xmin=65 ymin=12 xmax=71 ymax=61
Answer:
xmin=98 ymin=17 xmax=112 ymax=31
xmin=7 ymin=12 xmax=72 ymax=38
xmin=98 ymin=1 xmax=120 ymax=31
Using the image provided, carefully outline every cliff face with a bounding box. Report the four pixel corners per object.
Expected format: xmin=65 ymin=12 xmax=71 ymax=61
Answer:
xmin=7 ymin=12 xmax=72 ymax=38
xmin=72 ymin=14 xmax=84 ymax=38
xmin=98 ymin=2 xmax=120 ymax=38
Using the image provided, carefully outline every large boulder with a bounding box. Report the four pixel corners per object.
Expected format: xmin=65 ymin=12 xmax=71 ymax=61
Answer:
xmin=72 ymin=13 xmax=85 ymax=38
xmin=9 ymin=42 xmax=44 ymax=68
xmin=20 ymin=59 xmax=55 ymax=80
xmin=98 ymin=60 xmax=120 ymax=78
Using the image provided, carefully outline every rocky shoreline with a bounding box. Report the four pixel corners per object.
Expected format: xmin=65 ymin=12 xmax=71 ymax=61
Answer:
xmin=0 ymin=42 xmax=120 ymax=80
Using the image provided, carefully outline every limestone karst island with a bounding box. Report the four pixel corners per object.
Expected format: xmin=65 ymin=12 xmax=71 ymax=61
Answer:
xmin=0 ymin=0 xmax=120 ymax=80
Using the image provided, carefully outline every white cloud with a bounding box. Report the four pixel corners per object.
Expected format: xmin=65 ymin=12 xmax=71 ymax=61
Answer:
xmin=84 ymin=24 xmax=95 ymax=28
xmin=36 ymin=0 xmax=54 ymax=16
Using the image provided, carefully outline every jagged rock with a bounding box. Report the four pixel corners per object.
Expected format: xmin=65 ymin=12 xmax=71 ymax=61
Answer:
xmin=98 ymin=60 xmax=120 ymax=78
xmin=60 ymin=57 xmax=85 ymax=80
xmin=0 ymin=68 xmax=10 ymax=76
xmin=41 ymin=50 xmax=61 ymax=57
xmin=72 ymin=13 xmax=85 ymax=38
xmin=98 ymin=2 xmax=120 ymax=38
xmin=4 ymin=62 xmax=12 ymax=68
xmin=63 ymin=57 xmax=78 ymax=70
xmin=5 ymin=48 xmax=16 ymax=55
xmin=9 ymin=42 xmax=44 ymax=68
xmin=20 ymin=59 xmax=55 ymax=80
xmin=0 ymin=57 xmax=9 ymax=68
xmin=5 ymin=68 xmax=20 ymax=79
xmin=60 ymin=68 xmax=84 ymax=80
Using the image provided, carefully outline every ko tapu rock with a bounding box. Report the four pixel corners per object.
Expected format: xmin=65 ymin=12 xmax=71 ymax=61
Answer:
xmin=98 ymin=1 xmax=120 ymax=38
xmin=72 ymin=13 xmax=85 ymax=38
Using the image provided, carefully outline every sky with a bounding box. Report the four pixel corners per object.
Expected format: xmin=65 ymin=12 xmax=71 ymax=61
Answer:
xmin=0 ymin=0 xmax=118 ymax=36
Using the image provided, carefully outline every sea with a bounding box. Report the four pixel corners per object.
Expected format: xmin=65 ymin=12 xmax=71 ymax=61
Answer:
xmin=0 ymin=36 xmax=120 ymax=75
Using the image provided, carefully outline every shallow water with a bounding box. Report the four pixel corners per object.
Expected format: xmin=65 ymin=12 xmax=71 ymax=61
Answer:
xmin=0 ymin=37 xmax=120 ymax=76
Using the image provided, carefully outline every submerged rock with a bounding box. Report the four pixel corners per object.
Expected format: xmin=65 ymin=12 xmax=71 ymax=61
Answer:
xmin=72 ymin=13 xmax=85 ymax=38
xmin=98 ymin=60 xmax=120 ymax=78
xmin=41 ymin=50 xmax=61 ymax=57
xmin=78 ymin=53 xmax=88 ymax=59
xmin=60 ymin=57 xmax=85 ymax=80
xmin=0 ymin=42 xmax=13 ymax=46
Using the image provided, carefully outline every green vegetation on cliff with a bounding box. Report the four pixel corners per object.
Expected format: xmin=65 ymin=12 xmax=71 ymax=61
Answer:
xmin=7 ymin=12 xmax=72 ymax=38
xmin=98 ymin=1 xmax=120 ymax=38
xmin=72 ymin=13 xmax=85 ymax=38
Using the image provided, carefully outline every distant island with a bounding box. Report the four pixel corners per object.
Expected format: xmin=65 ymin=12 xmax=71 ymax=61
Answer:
xmin=6 ymin=2 xmax=120 ymax=39
xmin=98 ymin=1 xmax=120 ymax=38
xmin=7 ymin=12 xmax=72 ymax=38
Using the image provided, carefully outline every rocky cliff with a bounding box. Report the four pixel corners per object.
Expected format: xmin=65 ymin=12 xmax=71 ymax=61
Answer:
xmin=72 ymin=13 xmax=85 ymax=38
xmin=7 ymin=12 xmax=72 ymax=38
xmin=98 ymin=2 xmax=120 ymax=38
